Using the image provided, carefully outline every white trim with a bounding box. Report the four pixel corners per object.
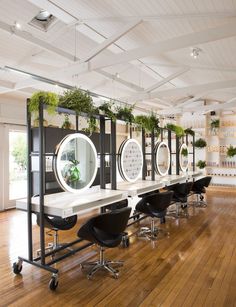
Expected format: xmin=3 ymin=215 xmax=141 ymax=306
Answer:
xmin=179 ymin=143 xmax=189 ymax=173
xmin=155 ymin=141 xmax=170 ymax=176
xmin=54 ymin=133 xmax=98 ymax=193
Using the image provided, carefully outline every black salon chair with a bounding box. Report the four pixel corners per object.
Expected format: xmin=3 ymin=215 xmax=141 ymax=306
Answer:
xmin=77 ymin=206 xmax=131 ymax=279
xmin=135 ymin=191 xmax=173 ymax=240
xmin=191 ymin=176 xmax=212 ymax=207
xmin=36 ymin=214 xmax=77 ymax=254
xmin=168 ymin=181 xmax=193 ymax=217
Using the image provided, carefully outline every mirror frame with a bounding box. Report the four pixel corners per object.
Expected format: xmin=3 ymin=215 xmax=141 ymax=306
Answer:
xmin=118 ymin=138 xmax=143 ymax=183
xmin=54 ymin=133 xmax=98 ymax=193
xmin=154 ymin=141 xmax=170 ymax=176
xmin=179 ymin=143 xmax=189 ymax=172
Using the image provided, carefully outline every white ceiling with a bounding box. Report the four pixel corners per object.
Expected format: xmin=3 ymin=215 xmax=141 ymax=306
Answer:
xmin=1 ymin=0 xmax=236 ymax=114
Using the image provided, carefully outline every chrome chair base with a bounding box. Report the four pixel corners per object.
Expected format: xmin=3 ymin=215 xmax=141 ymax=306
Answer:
xmin=137 ymin=219 xmax=169 ymax=241
xmin=190 ymin=195 xmax=207 ymax=208
xmin=80 ymin=247 xmax=123 ymax=279
xmin=168 ymin=202 xmax=189 ymax=218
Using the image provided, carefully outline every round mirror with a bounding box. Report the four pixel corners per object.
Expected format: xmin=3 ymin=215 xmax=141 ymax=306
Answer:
xmin=118 ymin=138 xmax=143 ymax=182
xmin=154 ymin=141 xmax=170 ymax=176
xmin=179 ymin=143 xmax=189 ymax=172
xmin=54 ymin=133 xmax=98 ymax=193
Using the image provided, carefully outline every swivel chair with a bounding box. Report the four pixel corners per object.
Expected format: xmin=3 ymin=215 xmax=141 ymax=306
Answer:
xmin=169 ymin=181 xmax=193 ymax=217
xmin=191 ymin=176 xmax=212 ymax=207
xmin=135 ymin=191 xmax=173 ymax=240
xmin=36 ymin=214 xmax=77 ymax=255
xmin=78 ymin=206 xmax=131 ymax=279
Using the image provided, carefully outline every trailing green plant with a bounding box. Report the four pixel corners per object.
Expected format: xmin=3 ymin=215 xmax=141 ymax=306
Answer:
xmin=59 ymin=88 xmax=94 ymax=115
xmin=62 ymin=159 xmax=80 ymax=184
xmin=98 ymin=100 xmax=116 ymax=121
xmin=181 ymin=147 xmax=188 ymax=157
xmin=135 ymin=113 xmax=159 ymax=132
xmin=116 ymin=104 xmax=135 ymax=124
xmin=210 ymin=119 xmax=220 ymax=129
xmin=226 ymin=145 xmax=236 ymax=157
xmin=194 ymin=138 xmax=207 ymax=148
xmin=166 ymin=123 xmax=185 ymax=137
xmin=61 ymin=114 xmax=72 ymax=129
xmin=184 ymin=127 xmax=195 ymax=136
xmin=197 ymin=160 xmax=206 ymax=169
xmin=29 ymin=91 xmax=59 ymax=116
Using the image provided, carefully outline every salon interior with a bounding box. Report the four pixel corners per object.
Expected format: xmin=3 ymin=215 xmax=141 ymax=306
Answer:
xmin=0 ymin=1 xmax=236 ymax=306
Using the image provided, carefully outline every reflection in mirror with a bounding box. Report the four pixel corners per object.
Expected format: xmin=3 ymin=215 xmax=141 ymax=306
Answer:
xmin=179 ymin=143 xmax=189 ymax=172
xmin=118 ymin=139 xmax=143 ymax=182
xmin=54 ymin=133 xmax=98 ymax=193
xmin=154 ymin=141 xmax=170 ymax=176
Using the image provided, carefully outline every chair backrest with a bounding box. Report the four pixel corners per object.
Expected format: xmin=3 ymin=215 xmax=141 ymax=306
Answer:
xmin=92 ymin=206 xmax=131 ymax=235
xmin=146 ymin=191 xmax=174 ymax=212
xmin=192 ymin=176 xmax=212 ymax=192
xmin=36 ymin=214 xmax=77 ymax=230
xmin=171 ymin=182 xmax=192 ymax=197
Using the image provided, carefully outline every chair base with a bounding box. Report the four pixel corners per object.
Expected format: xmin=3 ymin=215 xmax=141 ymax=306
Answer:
xmin=80 ymin=247 xmax=123 ymax=279
xmin=189 ymin=195 xmax=207 ymax=208
xmin=167 ymin=202 xmax=189 ymax=218
xmin=137 ymin=219 xmax=169 ymax=241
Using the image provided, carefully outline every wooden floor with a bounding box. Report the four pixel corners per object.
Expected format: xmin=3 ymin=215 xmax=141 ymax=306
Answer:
xmin=0 ymin=191 xmax=236 ymax=306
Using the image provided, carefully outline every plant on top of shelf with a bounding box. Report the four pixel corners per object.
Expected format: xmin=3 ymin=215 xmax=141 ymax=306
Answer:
xmin=181 ymin=147 xmax=188 ymax=157
xmin=226 ymin=145 xmax=236 ymax=157
xmin=210 ymin=119 xmax=220 ymax=129
xmin=29 ymin=91 xmax=59 ymax=116
xmin=197 ymin=160 xmax=206 ymax=169
xmin=194 ymin=138 xmax=207 ymax=148
xmin=184 ymin=127 xmax=195 ymax=136
xmin=98 ymin=100 xmax=116 ymax=121
xmin=61 ymin=114 xmax=73 ymax=129
xmin=116 ymin=104 xmax=135 ymax=124
xmin=165 ymin=123 xmax=185 ymax=137
xmin=59 ymin=88 xmax=94 ymax=115
xmin=135 ymin=113 xmax=159 ymax=132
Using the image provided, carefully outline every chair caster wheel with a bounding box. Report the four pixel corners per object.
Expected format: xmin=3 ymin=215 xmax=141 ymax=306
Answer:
xmin=121 ymin=233 xmax=130 ymax=248
xmin=87 ymin=274 xmax=92 ymax=280
xmin=49 ymin=275 xmax=58 ymax=291
xmin=200 ymin=195 xmax=204 ymax=201
xmin=13 ymin=261 xmax=22 ymax=274
xmin=114 ymin=273 xmax=119 ymax=279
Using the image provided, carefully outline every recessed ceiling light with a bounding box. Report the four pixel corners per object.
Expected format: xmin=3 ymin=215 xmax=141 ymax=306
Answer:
xmin=190 ymin=47 xmax=202 ymax=59
xmin=15 ymin=21 xmax=21 ymax=29
xmin=29 ymin=10 xmax=56 ymax=32
xmin=36 ymin=10 xmax=51 ymax=22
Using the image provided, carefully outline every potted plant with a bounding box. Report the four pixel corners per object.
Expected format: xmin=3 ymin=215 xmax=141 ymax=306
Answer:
xmin=194 ymin=138 xmax=207 ymax=148
xmin=210 ymin=119 xmax=220 ymax=129
xmin=181 ymin=147 xmax=188 ymax=157
xmin=197 ymin=160 xmax=206 ymax=169
xmin=61 ymin=114 xmax=73 ymax=129
xmin=184 ymin=127 xmax=195 ymax=136
xmin=226 ymin=145 xmax=236 ymax=157
xmin=116 ymin=104 xmax=135 ymax=124
xmin=29 ymin=91 xmax=59 ymax=126
xmin=135 ymin=113 xmax=160 ymax=134
xmin=98 ymin=101 xmax=116 ymax=121
xmin=166 ymin=123 xmax=185 ymax=137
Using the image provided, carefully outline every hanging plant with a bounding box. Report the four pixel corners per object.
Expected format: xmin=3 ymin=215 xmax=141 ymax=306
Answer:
xmin=184 ymin=127 xmax=195 ymax=136
xmin=135 ymin=113 xmax=159 ymax=132
xmin=194 ymin=138 xmax=207 ymax=148
xmin=29 ymin=91 xmax=59 ymax=117
xmin=116 ymin=104 xmax=135 ymax=124
xmin=166 ymin=123 xmax=185 ymax=137
xmin=197 ymin=160 xmax=206 ymax=169
xmin=226 ymin=145 xmax=236 ymax=157
xmin=98 ymin=101 xmax=116 ymax=121
xmin=210 ymin=119 xmax=220 ymax=129
xmin=61 ymin=114 xmax=72 ymax=129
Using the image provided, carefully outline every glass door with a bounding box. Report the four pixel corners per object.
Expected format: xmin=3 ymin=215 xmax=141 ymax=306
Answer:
xmin=3 ymin=125 xmax=27 ymax=209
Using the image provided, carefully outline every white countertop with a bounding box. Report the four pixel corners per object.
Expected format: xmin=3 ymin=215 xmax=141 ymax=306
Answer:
xmin=16 ymin=188 xmax=128 ymax=218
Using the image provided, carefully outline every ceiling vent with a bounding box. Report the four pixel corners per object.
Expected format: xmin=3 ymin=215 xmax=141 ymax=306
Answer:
xmin=29 ymin=10 xmax=56 ymax=32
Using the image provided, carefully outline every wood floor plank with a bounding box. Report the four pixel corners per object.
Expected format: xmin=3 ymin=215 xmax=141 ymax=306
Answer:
xmin=0 ymin=191 xmax=236 ymax=306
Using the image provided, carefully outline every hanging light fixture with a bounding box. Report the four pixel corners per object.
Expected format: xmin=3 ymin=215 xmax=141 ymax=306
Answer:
xmin=190 ymin=47 xmax=202 ymax=59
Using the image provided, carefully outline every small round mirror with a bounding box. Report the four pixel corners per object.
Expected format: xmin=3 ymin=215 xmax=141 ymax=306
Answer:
xmin=54 ymin=133 xmax=98 ymax=193
xmin=179 ymin=143 xmax=189 ymax=172
xmin=118 ymin=138 xmax=143 ymax=182
xmin=154 ymin=141 xmax=170 ymax=176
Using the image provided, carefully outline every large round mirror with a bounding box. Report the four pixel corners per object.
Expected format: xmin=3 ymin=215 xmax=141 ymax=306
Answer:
xmin=154 ymin=141 xmax=170 ymax=176
xmin=54 ymin=133 xmax=98 ymax=193
xmin=118 ymin=138 xmax=143 ymax=182
xmin=179 ymin=143 xmax=189 ymax=172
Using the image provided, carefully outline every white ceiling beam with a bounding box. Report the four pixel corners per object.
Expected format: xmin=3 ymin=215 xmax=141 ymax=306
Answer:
xmin=80 ymin=12 xmax=236 ymax=23
xmin=176 ymin=92 xmax=208 ymax=108
xmin=0 ymin=20 xmax=78 ymax=62
xmin=186 ymin=97 xmax=236 ymax=113
xmin=96 ymin=69 xmax=144 ymax=92
xmin=90 ymin=21 xmax=236 ymax=70
xmin=0 ymin=79 xmax=14 ymax=89
xmin=81 ymin=19 xmax=142 ymax=62
xmin=144 ymin=68 xmax=189 ymax=93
